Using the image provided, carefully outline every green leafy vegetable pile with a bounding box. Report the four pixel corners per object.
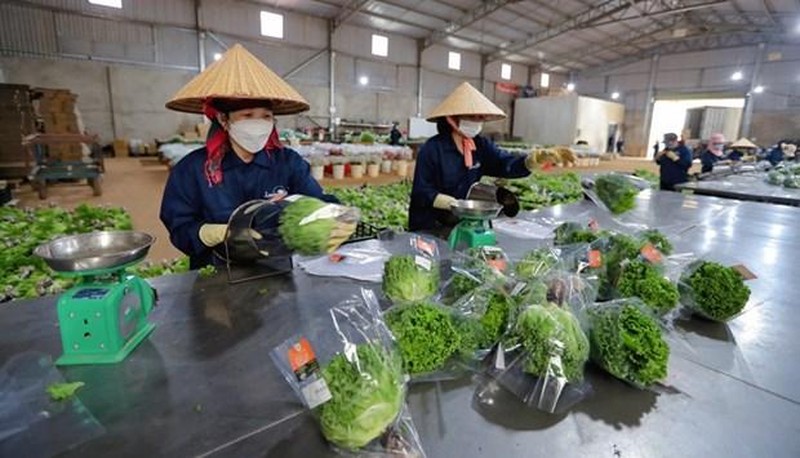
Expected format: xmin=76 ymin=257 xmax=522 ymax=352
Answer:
xmin=588 ymin=300 xmax=669 ymax=387
xmin=681 ymin=261 xmax=751 ymax=321
xmin=454 ymin=289 xmax=516 ymax=353
xmin=329 ymin=181 xmax=411 ymax=231
xmin=279 ymin=197 xmax=352 ymax=254
xmin=617 ymin=260 xmax=679 ymax=315
xmin=46 ymin=381 xmax=85 ymax=402
xmin=595 ymin=174 xmax=639 ymax=214
xmin=513 ymin=303 xmax=589 ymax=382
xmin=382 ymin=255 xmax=439 ymax=303
xmin=1 ymin=205 xmax=133 ymax=301
xmin=491 ymin=172 xmax=583 ymax=211
xmin=766 ymin=165 xmax=800 ymax=189
xmin=131 ymin=257 xmax=190 ymax=278
xmin=385 ymin=302 xmax=460 ymax=374
xmin=633 ymin=169 xmax=659 ymax=188
xmin=319 ymin=344 xmax=403 ymax=450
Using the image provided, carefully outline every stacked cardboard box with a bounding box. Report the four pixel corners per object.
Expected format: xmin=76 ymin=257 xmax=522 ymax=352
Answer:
xmin=34 ymin=88 xmax=84 ymax=160
xmin=0 ymin=84 xmax=35 ymax=177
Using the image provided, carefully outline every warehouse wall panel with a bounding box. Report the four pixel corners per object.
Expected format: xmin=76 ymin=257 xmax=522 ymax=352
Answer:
xmin=334 ymin=24 xmax=417 ymax=67
xmin=422 ymin=45 xmax=481 ymax=79
xmin=26 ymin=0 xmax=196 ymax=26
xmin=0 ymin=4 xmax=59 ymax=56
xmin=157 ymin=28 xmax=199 ymax=68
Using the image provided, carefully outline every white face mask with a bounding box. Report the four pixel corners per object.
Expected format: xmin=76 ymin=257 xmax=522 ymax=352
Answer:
xmin=458 ymin=120 xmax=483 ymax=138
xmin=228 ymin=119 xmax=273 ymax=153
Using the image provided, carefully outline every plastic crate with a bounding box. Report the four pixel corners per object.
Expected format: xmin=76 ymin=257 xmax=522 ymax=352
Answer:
xmin=344 ymin=221 xmax=384 ymax=244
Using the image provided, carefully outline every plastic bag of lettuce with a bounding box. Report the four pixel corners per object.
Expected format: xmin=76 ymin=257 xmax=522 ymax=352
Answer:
xmin=271 ymin=289 xmax=425 ymax=456
xmin=479 ymin=270 xmax=594 ymax=414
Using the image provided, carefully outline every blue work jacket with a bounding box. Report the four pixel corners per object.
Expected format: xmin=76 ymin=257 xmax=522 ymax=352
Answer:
xmin=766 ymin=146 xmax=784 ymax=166
xmin=409 ymin=133 xmax=530 ymax=231
xmin=160 ymin=146 xmax=337 ymax=268
xmin=700 ymin=150 xmax=722 ymax=174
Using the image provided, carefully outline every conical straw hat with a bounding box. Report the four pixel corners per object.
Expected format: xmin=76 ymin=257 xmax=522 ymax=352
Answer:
xmin=426 ymin=82 xmax=506 ymax=122
xmin=730 ymin=138 xmax=758 ymax=149
xmin=166 ymin=44 xmax=309 ymax=115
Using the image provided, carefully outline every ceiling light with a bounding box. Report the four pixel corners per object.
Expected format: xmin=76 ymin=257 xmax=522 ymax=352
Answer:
xmin=731 ymin=71 xmax=743 ymax=81
xmin=566 ymin=82 xmax=575 ymax=92
xmin=213 ymin=53 xmax=222 ymax=61
xmin=358 ymin=76 xmax=369 ymax=86
xmin=611 ymin=92 xmax=620 ymax=100
xmin=753 ymin=85 xmax=765 ymax=94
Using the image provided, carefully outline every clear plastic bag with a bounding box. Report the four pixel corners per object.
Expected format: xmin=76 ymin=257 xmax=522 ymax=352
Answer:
xmin=279 ymin=196 xmax=361 ymax=256
xmin=296 ymin=239 xmax=391 ymax=283
xmin=677 ymin=260 xmax=752 ymax=322
xmin=443 ymin=246 xmax=511 ymax=305
xmin=270 ymin=289 xmax=425 ymax=457
xmin=382 ymin=235 xmax=441 ymax=304
xmin=0 ymin=352 xmax=105 ymax=458
xmin=482 ymin=272 xmax=594 ymax=414
xmin=585 ymin=298 xmax=670 ymax=389
xmin=384 ymin=300 xmax=473 ymax=382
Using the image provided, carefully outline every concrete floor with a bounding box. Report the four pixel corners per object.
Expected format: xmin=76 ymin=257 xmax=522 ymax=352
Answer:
xmin=15 ymin=156 xmax=661 ymax=261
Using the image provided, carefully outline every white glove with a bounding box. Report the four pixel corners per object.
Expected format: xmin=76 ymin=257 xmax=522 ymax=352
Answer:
xmin=199 ymin=224 xmax=262 ymax=247
xmin=525 ymin=152 xmax=537 ymax=171
xmin=433 ymin=194 xmax=457 ymax=210
xmin=199 ymin=224 xmax=227 ymax=247
xmin=666 ymin=151 xmax=679 ymax=161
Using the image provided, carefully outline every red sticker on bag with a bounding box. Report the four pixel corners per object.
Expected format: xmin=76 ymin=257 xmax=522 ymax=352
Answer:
xmin=640 ymin=243 xmax=663 ymax=264
xmin=588 ymin=250 xmax=602 ymax=268
xmin=288 ymin=338 xmax=320 ymax=382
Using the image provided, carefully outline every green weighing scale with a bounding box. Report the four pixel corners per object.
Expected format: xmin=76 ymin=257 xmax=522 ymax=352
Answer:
xmin=448 ymin=199 xmax=503 ymax=251
xmin=34 ymin=231 xmax=157 ymax=366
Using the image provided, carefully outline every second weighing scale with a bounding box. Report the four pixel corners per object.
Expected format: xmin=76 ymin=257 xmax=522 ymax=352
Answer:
xmin=448 ymin=199 xmax=503 ymax=251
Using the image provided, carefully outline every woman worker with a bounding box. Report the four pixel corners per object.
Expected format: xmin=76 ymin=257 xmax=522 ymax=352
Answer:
xmin=409 ymin=82 xmax=536 ymax=232
xmin=160 ymin=44 xmax=340 ymax=268
xmin=700 ymin=133 xmax=726 ymax=173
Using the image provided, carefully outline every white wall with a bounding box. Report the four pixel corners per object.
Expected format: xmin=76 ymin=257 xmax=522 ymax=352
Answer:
xmin=577 ymin=43 xmax=800 ymax=155
xmin=513 ymin=96 xmax=578 ymax=145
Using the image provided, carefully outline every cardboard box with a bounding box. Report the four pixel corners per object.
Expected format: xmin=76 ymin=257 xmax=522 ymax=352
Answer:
xmin=113 ymin=139 xmax=129 ymax=157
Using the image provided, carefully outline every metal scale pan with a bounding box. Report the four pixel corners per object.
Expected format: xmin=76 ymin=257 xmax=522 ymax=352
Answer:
xmin=34 ymin=231 xmax=155 ymax=275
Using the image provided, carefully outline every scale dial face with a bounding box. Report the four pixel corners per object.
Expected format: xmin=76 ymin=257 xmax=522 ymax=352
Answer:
xmin=118 ymin=286 xmax=142 ymax=340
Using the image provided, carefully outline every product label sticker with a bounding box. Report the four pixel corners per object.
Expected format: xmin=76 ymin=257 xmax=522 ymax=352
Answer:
xmin=640 ymin=243 xmax=663 ymax=264
xmin=300 ymin=377 xmax=332 ymax=409
xmin=588 ymin=250 xmax=602 ymax=268
xmin=588 ymin=219 xmax=599 ymax=232
xmin=415 ymin=255 xmax=433 ymax=271
xmin=731 ymin=264 xmax=757 ymax=280
xmin=288 ymin=337 xmax=320 ymax=382
xmin=299 ymin=203 xmax=346 ymax=226
xmin=410 ymin=235 xmax=438 ymax=258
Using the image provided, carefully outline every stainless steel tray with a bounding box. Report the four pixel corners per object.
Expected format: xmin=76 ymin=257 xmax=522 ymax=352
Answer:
xmin=34 ymin=231 xmax=155 ymax=273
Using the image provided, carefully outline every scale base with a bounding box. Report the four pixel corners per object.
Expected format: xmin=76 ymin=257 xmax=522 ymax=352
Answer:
xmin=448 ymin=220 xmax=497 ymax=251
xmin=56 ymin=323 xmax=155 ymax=366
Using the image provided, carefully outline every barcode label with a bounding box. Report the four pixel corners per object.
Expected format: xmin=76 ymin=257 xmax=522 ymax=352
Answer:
xmin=300 ymin=377 xmax=332 ymax=409
xmin=415 ymin=255 xmax=432 ymax=271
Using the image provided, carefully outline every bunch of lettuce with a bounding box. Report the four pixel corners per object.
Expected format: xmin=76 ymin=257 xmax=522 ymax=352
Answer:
xmin=319 ymin=343 xmax=404 ymax=450
xmin=617 ymin=260 xmax=679 ymax=315
xmin=383 ymin=255 xmax=440 ymax=303
xmin=513 ymin=303 xmax=589 ymax=382
xmin=595 ymin=174 xmax=639 ymax=214
xmin=681 ymin=261 xmax=751 ymax=321
xmin=514 ymin=248 xmax=559 ymax=280
xmin=279 ymin=197 xmax=356 ymax=255
xmin=385 ymin=302 xmax=460 ymax=374
xmin=454 ymin=289 xmax=517 ymax=354
xmin=553 ymin=222 xmax=604 ymax=246
xmin=587 ymin=300 xmax=669 ymax=387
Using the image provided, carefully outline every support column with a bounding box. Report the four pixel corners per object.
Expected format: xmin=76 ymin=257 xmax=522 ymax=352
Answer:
xmin=740 ymin=43 xmax=765 ymax=138
xmin=194 ymin=0 xmax=205 ymax=71
xmin=328 ymin=20 xmax=336 ymax=136
xmin=641 ymin=54 xmax=660 ymax=156
xmin=479 ymin=54 xmax=487 ymax=93
xmin=416 ymin=39 xmax=423 ymax=117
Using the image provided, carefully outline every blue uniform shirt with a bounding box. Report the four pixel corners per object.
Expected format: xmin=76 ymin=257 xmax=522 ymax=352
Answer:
xmin=700 ymin=150 xmax=722 ymax=173
xmin=160 ymin=146 xmax=337 ymax=268
xmin=409 ymin=133 xmax=530 ymax=231
xmin=655 ymin=145 xmax=693 ymax=187
xmin=766 ymin=146 xmax=784 ymax=166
